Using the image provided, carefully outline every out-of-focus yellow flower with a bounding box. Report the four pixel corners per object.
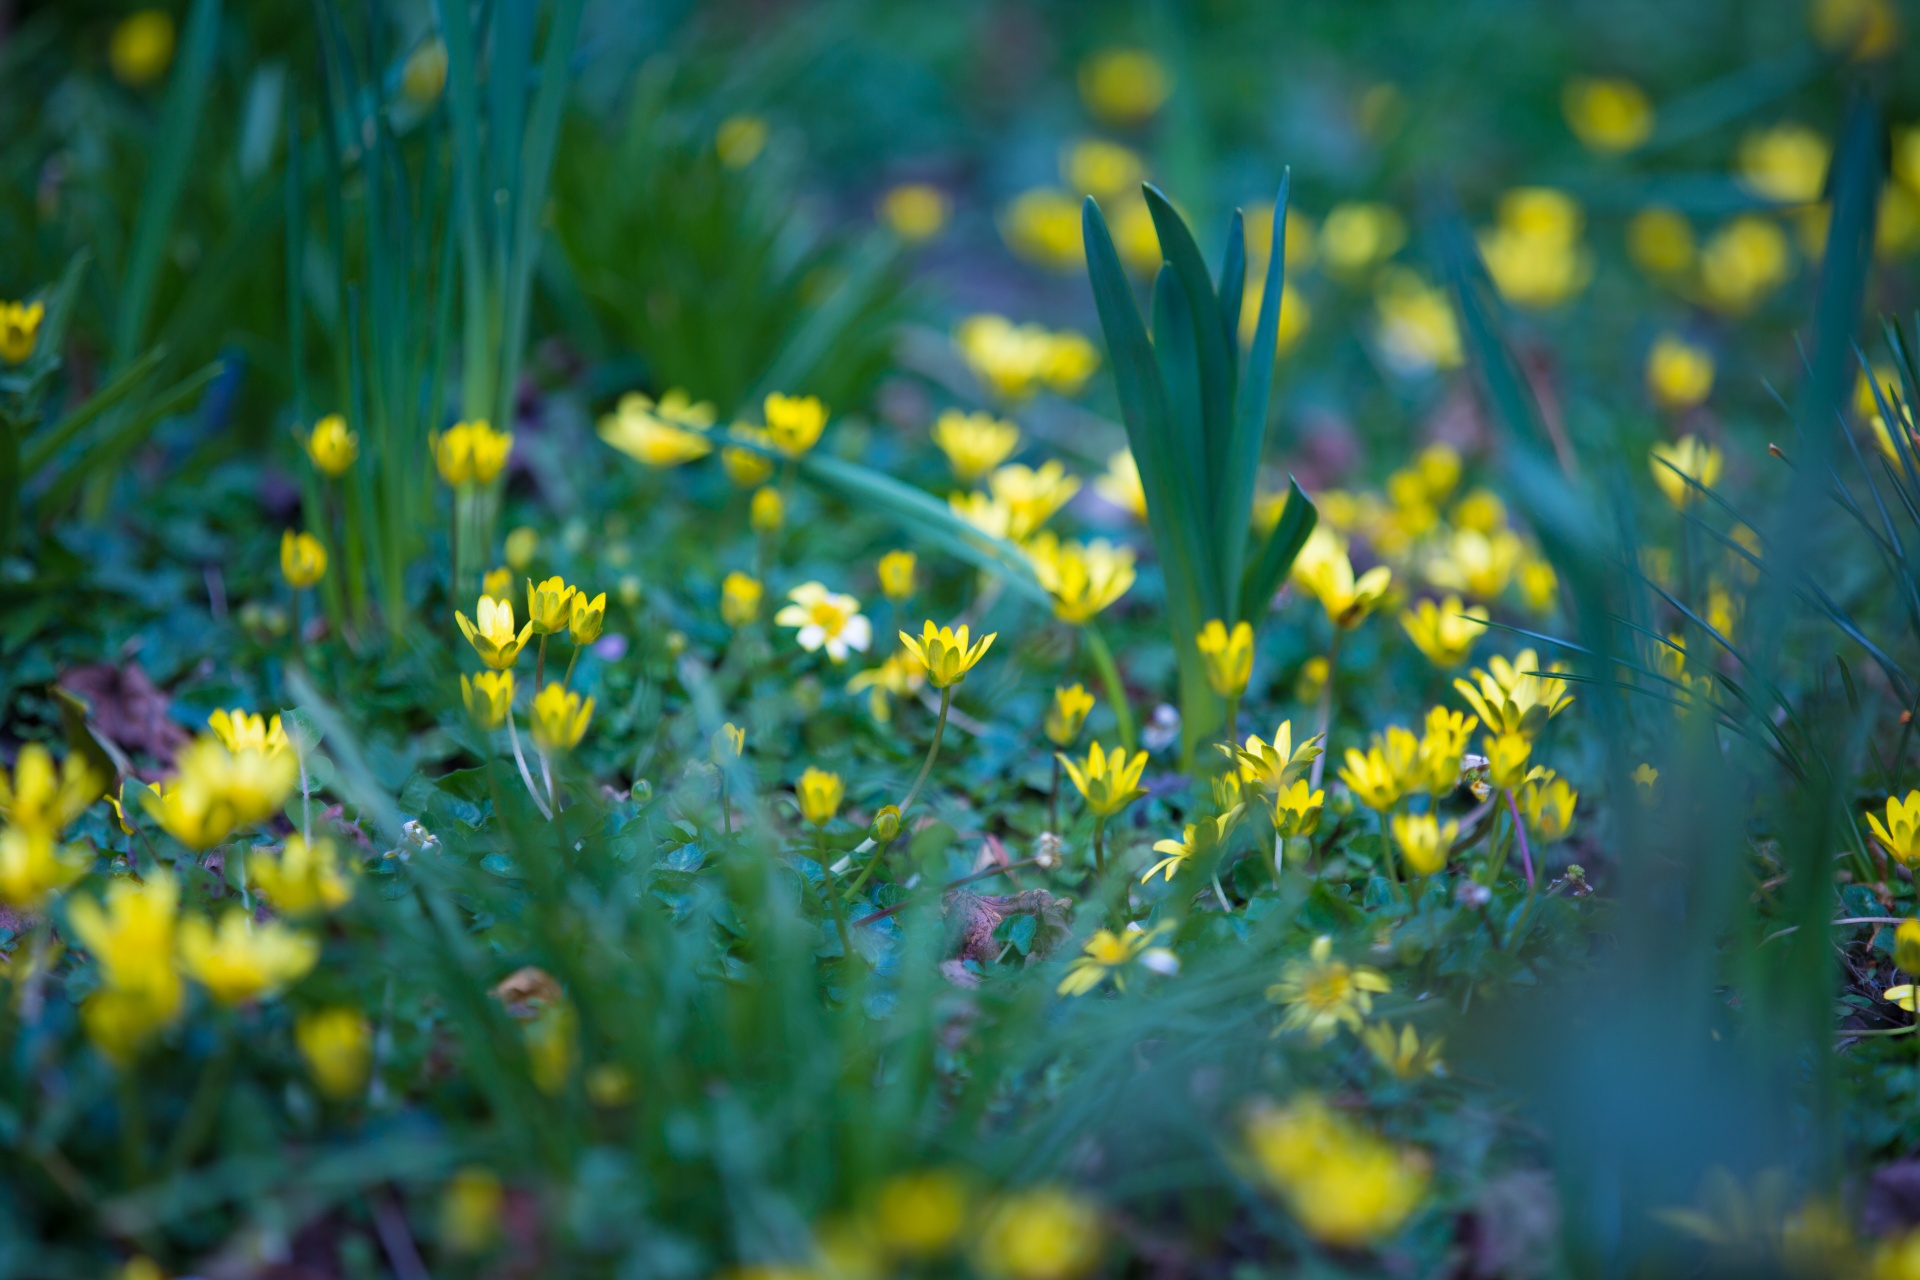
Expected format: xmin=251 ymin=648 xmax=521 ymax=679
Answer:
xmin=1700 ymin=216 xmax=1792 ymax=314
xmin=1650 ymin=434 xmax=1723 ymax=508
xmin=1373 ymin=268 xmax=1461 ymax=374
xmin=1196 ymin=619 xmax=1254 ymax=699
xmin=1058 ymin=742 xmax=1148 ymax=818
xmin=1144 ymin=806 xmax=1244 ymax=883
xmin=1454 ymin=650 xmax=1573 ymax=739
xmin=721 ymin=571 xmax=764 ymax=627
xmin=1633 ymin=762 xmax=1659 ymax=791
xmin=765 ymin=393 xmax=827 ymax=457
xmin=1479 ymin=188 xmax=1592 ymax=309
xmin=1895 ymin=919 xmax=1920 ymax=973
xmin=712 ymin=723 xmax=746 ymax=763
xmin=1293 ymin=527 xmax=1392 ymax=628
xmin=951 ymin=489 xmax=1015 ymax=541
xmin=296 ymin=1007 xmax=371 ymax=1099
xmin=1027 ymin=533 xmax=1136 ymax=624
xmin=1391 ymin=812 xmax=1458 ymax=877
xmin=990 ymin=462 xmax=1081 ymax=541
xmin=1321 ymin=203 xmax=1408 ymax=277
xmin=303 ymin=414 xmax=359 ymax=475
xmin=1873 ymin=1227 xmax=1920 ymax=1279
xmin=525 ymin=998 xmax=577 ymax=1094
xmin=1244 ymin=1096 xmax=1430 ymax=1246
xmin=526 ymin=575 xmax=576 ymax=635
xmin=0 ymin=742 xmax=104 ymax=835
xmin=899 ymin=621 xmax=996 ymax=689
xmin=1522 ymin=773 xmax=1577 ymax=842
xmin=1002 ymin=189 xmax=1085 ymax=271
xmin=955 ymin=315 xmax=1100 ymax=401
xmin=1628 ymin=207 xmax=1696 ymax=278
xmin=111 ymin=10 xmax=176 ymax=87
xmin=1078 ymin=46 xmax=1170 ymax=126
xmin=530 ymin=683 xmax=593 ymax=754
xmin=441 ymin=1166 xmax=504 ymax=1254
xmin=796 ymin=767 xmax=844 ymax=827
xmin=1244 ymin=204 xmax=1318 ymax=271
xmin=1400 ymin=595 xmax=1488 ymax=668
xmin=1062 ymin=138 xmax=1145 ymax=199
xmin=879 ymin=183 xmax=950 ymax=241
xmin=1339 ymin=727 xmax=1418 ymax=812
xmin=750 ymin=486 xmax=785 ymax=533
xmin=1869 ymin=791 xmax=1920 ymax=866
xmin=0 ymin=300 xmax=44 ymax=364
xmin=433 ymin=420 xmax=513 ymax=486
xmin=1451 ymin=487 xmax=1506 ymax=535
xmin=1414 ymin=706 xmax=1476 ymax=795
xmin=1046 ymin=684 xmax=1095 ymax=746
xmin=569 ymin=591 xmax=606 ymax=645
xmin=1812 ymin=0 xmax=1901 ymax=58
xmin=461 ymin=670 xmax=514 ymax=730
xmin=875 ymin=1170 xmax=971 ymax=1258
xmin=877 ymin=550 xmax=916 ymax=602
xmin=1429 ymin=527 xmax=1524 ymax=600
xmin=1238 ymin=279 xmax=1311 ymax=356
xmin=716 ymin=115 xmax=768 ymax=168
xmin=975 ymin=1186 xmax=1104 ymax=1280
xmin=599 ymin=391 xmax=714 ymax=467
xmin=457 ymin=596 xmax=533 ymax=670
xmin=249 ymin=835 xmax=353 ymax=916
xmin=1363 ymin=1022 xmax=1445 ymax=1079
xmin=280 ymin=530 xmax=328 ymax=588
xmin=1094 ymin=449 xmax=1146 ymax=520
xmin=70 ymin=874 xmax=184 ymax=1062
xmin=119 ymin=1258 xmax=165 ymax=1280
xmin=775 ymin=582 xmax=872 ymax=663
xmin=208 ymin=708 xmax=289 ymax=759
xmin=1484 ymin=732 xmax=1536 ymax=790
xmin=1056 ymin=921 xmax=1175 ymax=996
xmin=1740 ymin=124 xmax=1830 ymax=203
xmin=1108 ymin=194 xmax=1164 ymax=276
xmin=504 ymin=525 xmax=538 ymax=570
xmin=722 ymin=425 xmax=777 ymax=487
xmin=846 ymin=649 xmax=927 ymax=723
xmin=586 ymin=1063 xmax=635 ymax=1107
xmin=0 ymin=827 xmax=88 ymax=908
xmin=1271 ymin=778 xmax=1325 ymax=838
xmin=140 ymin=736 xmax=295 ymax=849
xmin=1563 ymin=78 xmax=1654 ymax=153
xmin=932 ymin=410 xmax=1021 ymax=484
xmin=1267 ymin=936 xmax=1391 ymax=1042
xmin=1647 ymin=334 xmax=1715 ymax=410
xmin=179 ymin=909 xmax=318 ymax=1004
xmin=402 ymin=38 xmax=448 ymax=105
xmin=1229 ymin=721 xmax=1323 ymax=795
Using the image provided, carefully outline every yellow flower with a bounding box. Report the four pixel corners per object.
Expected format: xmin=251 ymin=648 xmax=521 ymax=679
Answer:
xmin=461 ymin=670 xmax=514 ymax=730
xmin=1093 ymin=450 xmax=1146 ymax=520
xmin=875 ymin=1170 xmax=971 ymax=1258
xmin=526 ymin=999 xmax=578 ymax=1095
xmin=989 ymin=462 xmax=1081 ymax=541
xmin=139 ymin=736 xmax=295 ymax=848
xmin=1633 ymin=763 xmax=1659 ymax=790
xmin=1522 ymin=773 xmax=1577 ymax=842
xmin=1739 ymin=123 xmax=1829 ymax=203
xmin=1237 ymin=279 xmax=1312 ymax=356
xmin=1484 ymin=732 xmax=1536 ymax=790
xmin=750 ymin=486 xmax=785 ymax=533
xmin=1045 ymin=684 xmax=1095 ymax=747
xmin=1144 ymin=806 xmax=1245 ymax=883
xmin=1699 ymin=216 xmax=1791 ymax=314
xmin=765 ymin=393 xmax=828 ymax=457
xmin=870 ymin=805 xmax=903 ymax=843
xmin=68 ymin=873 xmax=184 ymax=1063
xmin=1244 ymin=1096 xmax=1430 ymax=1246
xmin=208 ymin=708 xmax=290 ymax=759
xmin=1454 ymin=650 xmax=1573 ymax=738
xmin=1414 ymin=706 xmax=1477 ymax=795
xmin=1896 ymin=919 xmax=1920 ymax=973
xmin=1362 ymin=1022 xmax=1445 ymax=1079
xmin=954 ymin=315 xmax=1100 ymax=401
xmin=504 ymin=525 xmax=538 ymax=569
xmin=0 ymin=300 xmax=43 ymax=364
xmin=110 ymin=10 xmax=176 ymax=86
xmin=1813 ymin=0 xmax=1901 ymax=57
xmin=899 ymin=620 xmax=997 ymax=689
xmin=441 ymin=1167 xmax=505 ymax=1254
xmin=1196 ymin=620 xmax=1254 ymax=699
xmin=1078 ymin=45 xmax=1170 ymax=125
xmin=249 ymin=835 xmax=353 ymax=916
xmin=402 ymin=38 xmax=448 ymax=105
xmin=716 ymin=113 xmax=767 ymax=167
xmin=879 ymin=183 xmax=950 ymax=242
xmin=1873 ymin=1227 xmax=1920 ymax=1280
xmin=569 ymin=591 xmax=606 ymax=645
xmin=1562 ymin=77 xmax=1654 ymax=153
xmin=775 ymin=582 xmax=872 ymax=662
xmin=846 ymin=650 xmax=928 ymax=723
xmin=1478 ymin=188 xmax=1592 ymax=309
xmin=1056 ymin=920 xmax=1176 ymax=996
xmin=586 ymin=1063 xmax=634 ymax=1107
xmin=796 ymin=767 xmax=844 ymax=827
xmin=1400 ymin=595 xmax=1488 ymax=668
xmin=1390 ymin=812 xmax=1459 ymax=877
xmin=1108 ymin=191 xmax=1161 ymax=274
xmin=457 ymin=596 xmax=533 ymax=670
xmin=1321 ymin=203 xmax=1409 ymax=276
xmin=530 ymin=683 xmax=593 ymax=754
xmin=1517 ymin=558 xmax=1559 ymax=614
xmin=280 ymin=530 xmax=328 ymax=589
xmin=1293 ymin=527 xmax=1392 ymax=628
xmin=526 ymin=576 xmax=576 ymax=635
xmin=1002 ymin=188 xmax=1085 ymax=272
xmin=303 ymin=414 xmax=359 ymax=476
xmin=1057 ymin=742 xmax=1149 ymax=819
xmin=712 ymin=723 xmax=746 ymax=763
xmin=1887 ymin=983 xmax=1919 ymax=1013
xmin=1272 ymin=779 xmax=1326 ymax=838
xmin=598 ymin=391 xmax=714 ymax=467
xmin=721 ymin=571 xmax=764 ymax=626
xmin=1869 ymin=791 xmax=1920 ymax=866
xmin=1650 ymin=435 xmax=1722 ymax=508
xmin=933 ymin=410 xmax=1022 ymax=483
xmin=722 ymin=425 xmax=777 ymax=487
xmin=296 ymin=1007 xmax=372 ymax=1099
xmin=432 ymin=420 xmax=513 ymax=486
xmin=1267 ymin=936 xmax=1391 ymax=1042
xmin=975 ymin=1186 xmax=1104 ymax=1280
xmin=1647 ymin=335 xmax=1715 ymax=410
xmin=0 ymin=742 xmax=104 ymax=835
xmin=178 ymin=909 xmax=318 ymax=1004
xmin=877 ymin=550 xmax=916 ymax=602
xmin=0 ymin=826 xmax=89 ymax=908
xmin=1061 ymin=137 xmax=1145 ymax=199
xmin=1027 ymin=533 xmax=1136 ymax=624
xmin=1629 ymin=207 xmax=1696 ymax=278
xmin=1338 ymin=728 xmax=1417 ymax=812
xmin=951 ymin=489 xmax=1015 ymax=541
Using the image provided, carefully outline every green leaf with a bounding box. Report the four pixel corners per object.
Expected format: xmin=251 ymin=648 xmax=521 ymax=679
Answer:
xmin=35 ymin=361 xmax=224 ymax=516
xmin=1239 ymin=477 xmax=1318 ymax=623
xmin=1224 ymin=173 xmax=1291 ymax=618
xmin=1144 ymin=185 xmax=1237 ymax=537
xmin=1150 ymin=264 xmax=1210 ymax=544
xmin=21 ymin=346 xmax=167 ymax=477
xmin=1215 ymin=210 xmax=1246 ymax=384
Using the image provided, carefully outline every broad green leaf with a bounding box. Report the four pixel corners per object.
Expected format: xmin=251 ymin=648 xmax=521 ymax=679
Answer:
xmin=1215 ymin=210 xmax=1246 ymax=387
xmin=1239 ymin=478 xmax=1318 ymax=623
xmin=1224 ymin=174 xmax=1291 ymax=618
xmin=1144 ymin=185 xmax=1237 ymax=518
xmin=22 ymin=346 xmax=167 ymax=476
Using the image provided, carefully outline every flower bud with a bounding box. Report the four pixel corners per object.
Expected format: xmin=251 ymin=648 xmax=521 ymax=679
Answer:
xmin=871 ymin=805 xmax=902 ymax=843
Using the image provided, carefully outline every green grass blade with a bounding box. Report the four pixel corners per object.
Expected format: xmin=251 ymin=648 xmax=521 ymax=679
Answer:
xmin=437 ymin=0 xmax=495 ymax=420
xmin=1144 ymin=184 xmax=1236 ymax=509
xmin=1225 ymin=173 xmax=1290 ymax=620
xmin=22 ymin=347 xmax=167 ymax=477
xmin=1238 ymin=477 xmax=1317 ymax=623
xmin=1149 ymin=263 xmax=1210 ymax=555
xmin=35 ymin=361 xmax=224 ymax=516
xmin=1215 ymin=209 xmax=1246 ymax=381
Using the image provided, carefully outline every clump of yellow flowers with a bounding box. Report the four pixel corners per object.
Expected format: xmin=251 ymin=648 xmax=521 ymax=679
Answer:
xmin=0 ymin=743 xmax=104 ymax=908
xmin=1243 ymin=1095 xmax=1430 ymax=1247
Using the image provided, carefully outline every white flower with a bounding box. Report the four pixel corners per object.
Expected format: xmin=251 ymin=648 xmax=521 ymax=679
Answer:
xmin=773 ymin=581 xmax=872 ymax=663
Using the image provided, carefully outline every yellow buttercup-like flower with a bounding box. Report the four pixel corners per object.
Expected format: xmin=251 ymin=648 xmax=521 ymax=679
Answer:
xmin=481 ymin=566 xmax=514 ymax=604
xmin=774 ymin=582 xmax=873 ymax=663
xmin=1699 ymin=216 xmax=1790 ymax=314
xmin=1267 ymin=936 xmax=1391 ymax=1043
xmin=303 ymin=414 xmax=359 ymax=476
xmin=899 ymin=620 xmax=997 ymax=689
xmin=141 ymin=736 xmax=296 ymax=849
xmin=1144 ymin=806 xmax=1245 ymax=883
xmin=716 ymin=114 xmax=767 ymax=168
xmin=1647 ymin=335 xmax=1715 ymax=410
xmin=110 ymin=10 xmax=176 ymax=86
xmin=433 ymin=420 xmax=513 ymax=486
xmin=1484 ymin=732 xmax=1536 ymax=790
xmin=0 ymin=742 xmax=105 ymax=835
xmin=1057 ymin=921 xmax=1176 ymax=996
xmin=1243 ymin=1095 xmax=1430 ymax=1247
xmin=178 ymin=909 xmax=318 ymax=1004
xmin=1869 ymin=791 xmax=1920 ymax=866
xmin=68 ymin=873 xmax=184 ymax=1064
xmin=461 ymin=670 xmax=514 ymax=730
xmin=598 ymin=391 xmax=714 ymax=467
xmin=1045 ymin=684 xmax=1095 ymax=747
xmin=796 ymin=767 xmax=844 ymax=827
xmin=875 ymin=1168 xmax=971 ymax=1257
xmin=1339 ymin=727 xmax=1418 ymax=812
xmin=1002 ymin=188 xmax=1085 ymax=272
xmin=1057 ymin=742 xmax=1149 ymax=819
xmin=1562 ymin=77 xmax=1654 ymax=153
xmin=1738 ymin=123 xmax=1829 ymax=204
xmin=720 ymin=571 xmax=763 ymax=627
xmin=1521 ymin=773 xmax=1577 ymax=842
xmin=1027 ymin=533 xmax=1136 ymax=624
xmin=1650 ymin=435 xmax=1723 ymax=508
xmin=1196 ymin=620 xmax=1254 ymax=700
xmin=1454 ymin=650 xmax=1573 ymax=738
xmin=954 ymin=315 xmax=1100 ymax=401
xmin=1078 ymin=45 xmax=1170 ymax=125
xmin=569 ymin=591 xmax=606 ymax=645
xmin=0 ymin=827 xmax=90 ymax=908
xmin=712 ymin=723 xmax=746 ymax=762
xmin=1390 ymin=812 xmax=1459 ymax=877
xmin=951 ymin=489 xmax=1015 ymax=541
xmin=1094 ymin=449 xmax=1147 ymax=520
xmin=764 ymin=393 xmax=828 ymax=457
xmin=457 ymin=596 xmax=533 ymax=670
xmin=1477 ymin=188 xmax=1592 ymax=310
xmin=281 ymin=530 xmax=328 ymax=588
xmin=0 ymin=300 xmax=43 ymax=365
xmin=530 ymin=683 xmax=594 ymax=754
xmin=932 ymin=410 xmax=1021 ymax=484
xmin=208 ymin=707 xmax=289 ymax=758
xmin=1272 ymin=779 xmax=1325 ymax=838
xmin=1414 ymin=706 xmax=1477 ymax=795
xmin=296 ymin=1007 xmax=372 ymax=1099
xmin=750 ymin=486 xmax=785 ymax=533
xmin=722 ymin=425 xmax=777 ymax=487
xmin=1895 ymin=919 xmax=1920 ymax=973
xmin=879 ymin=183 xmax=951 ymax=242
xmin=846 ymin=649 xmax=927 ymax=723
xmin=248 ymin=834 xmax=354 ymax=916
xmin=877 ymin=549 xmax=916 ymax=602
xmin=526 ymin=576 xmax=576 ymax=635
xmin=1363 ymin=1022 xmax=1445 ymax=1079
xmin=974 ymin=1185 xmax=1105 ymax=1280
xmin=1293 ymin=527 xmax=1392 ymax=629
xmin=1400 ymin=595 xmax=1488 ymax=668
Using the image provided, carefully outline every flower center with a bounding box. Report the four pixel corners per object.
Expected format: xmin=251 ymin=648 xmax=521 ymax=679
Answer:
xmin=809 ymin=600 xmax=848 ymax=634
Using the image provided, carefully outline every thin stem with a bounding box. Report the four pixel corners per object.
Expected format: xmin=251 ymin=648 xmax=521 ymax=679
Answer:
xmin=1506 ymin=789 xmax=1536 ymax=890
xmin=1211 ymin=866 xmax=1231 ymax=911
xmin=540 ymin=750 xmax=557 ymax=817
xmin=1224 ymin=695 xmax=1240 ymax=745
xmin=19 ymin=917 xmax=51 ymax=1024
xmin=842 ymin=827 xmax=897 ymax=903
xmin=561 ymin=644 xmax=580 ymax=689
xmin=818 ymin=829 xmax=853 ymax=959
xmin=898 ymin=686 xmax=953 ymax=817
xmin=1093 ymin=815 xmax=1107 ymax=877
xmin=1081 ymin=624 xmax=1136 ymax=752
xmin=535 ymin=634 xmax=548 ymax=692
xmin=163 ymin=1019 xmax=236 ymax=1174
xmin=505 ymin=713 xmax=554 ymax=820
xmin=1309 ymin=630 xmax=1343 ymax=791
xmin=720 ymin=775 xmax=731 ymax=837
xmin=296 ymin=740 xmax=312 ymax=846
xmin=290 ymin=589 xmax=304 ymax=667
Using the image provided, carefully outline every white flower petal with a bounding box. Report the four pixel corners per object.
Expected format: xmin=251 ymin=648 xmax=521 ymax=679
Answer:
xmin=797 ymin=624 xmax=826 ymax=651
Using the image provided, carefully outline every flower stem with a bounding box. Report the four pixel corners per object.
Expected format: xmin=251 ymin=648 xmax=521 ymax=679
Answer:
xmin=841 ymin=832 xmax=893 ymax=904
xmin=1309 ymin=630 xmax=1343 ymax=791
xmin=1093 ymin=815 xmax=1108 ymax=877
xmin=818 ymin=829 xmax=853 ymax=959
xmin=1081 ymin=624 xmax=1136 ymax=753
xmin=505 ymin=713 xmax=553 ymax=821
xmin=535 ymin=634 xmax=548 ymax=692
xmin=1049 ymin=754 xmax=1061 ymax=835
xmin=1506 ymin=789 xmax=1536 ymax=890
xmin=561 ymin=644 xmax=580 ymax=689
xmin=898 ymin=686 xmax=952 ymax=817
